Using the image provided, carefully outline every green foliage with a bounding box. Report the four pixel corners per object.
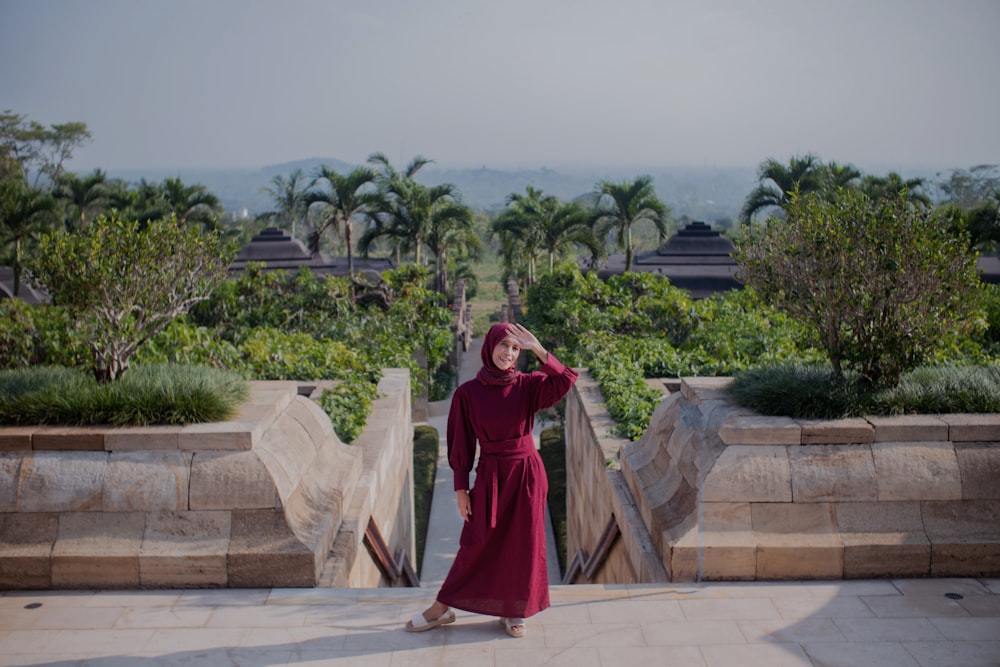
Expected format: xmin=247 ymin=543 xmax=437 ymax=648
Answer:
xmin=523 ymin=267 xmax=823 ymax=439
xmin=26 ymin=213 xmax=237 ymax=382
xmin=0 ymin=364 xmax=248 ymax=426
xmin=736 ymin=189 xmax=981 ymax=387
xmin=317 ymin=374 xmax=379 ymax=443
xmin=412 ymin=424 xmax=439 ymax=575
xmin=730 ymin=362 xmax=1000 ymax=419
xmin=0 ymin=300 xmax=89 ymax=369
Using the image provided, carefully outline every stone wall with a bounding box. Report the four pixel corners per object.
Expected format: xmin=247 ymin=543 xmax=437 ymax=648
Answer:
xmin=0 ymin=370 xmax=415 ymax=589
xmin=564 ymin=370 xmax=669 ymax=584
xmin=566 ymin=373 xmax=1000 ymax=582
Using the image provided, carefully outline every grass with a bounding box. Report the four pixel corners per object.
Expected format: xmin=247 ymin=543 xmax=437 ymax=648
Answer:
xmin=728 ymin=362 xmax=1000 ymax=419
xmin=539 ymin=423 xmax=567 ymax=576
xmin=412 ymin=424 xmax=439 ymax=576
xmin=0 ymin=364 xmax=249 ymax=426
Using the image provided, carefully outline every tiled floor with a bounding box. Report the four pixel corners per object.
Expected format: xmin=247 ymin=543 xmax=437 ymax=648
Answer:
xmin=1 ymin=580 xmax=998 ymax=666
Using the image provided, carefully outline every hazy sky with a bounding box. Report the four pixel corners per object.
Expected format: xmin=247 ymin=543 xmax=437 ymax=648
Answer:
xmin=2 ymin=0 xmax=998 ymax=173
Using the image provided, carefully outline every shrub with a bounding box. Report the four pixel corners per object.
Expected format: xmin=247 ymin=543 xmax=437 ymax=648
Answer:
xmin=0 ymin=364 xmax=247 ymax=426
xmin=26 ymin=214 xmax=237 ymax=382
xmin=735 ymin=189 xmax=981 ymax=387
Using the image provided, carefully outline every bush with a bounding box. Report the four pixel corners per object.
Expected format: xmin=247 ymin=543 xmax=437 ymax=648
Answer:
xmin=736 ymin=189 xmax=981 ymax=387
xmin=729 ymin=362 xmax=1000 ymax=419
xmin=26 ymin=214 xmax=237 ymax=382
xmin=0 ymin=364 xmax=248 ymax=426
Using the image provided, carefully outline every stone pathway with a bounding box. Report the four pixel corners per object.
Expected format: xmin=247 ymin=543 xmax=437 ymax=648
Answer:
xmin=1 ymin=579 xmax=998 ymax=665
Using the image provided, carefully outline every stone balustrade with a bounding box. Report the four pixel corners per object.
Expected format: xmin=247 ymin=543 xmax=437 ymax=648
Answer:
xmin=0 ymin=370 xmax=415 ymax=589
xmin=566 ymin=372 xmax=1000 ymax=582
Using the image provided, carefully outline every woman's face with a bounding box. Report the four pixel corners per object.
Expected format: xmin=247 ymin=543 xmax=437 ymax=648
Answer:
xmin=491 ymin=334 xmax=521 ymax=371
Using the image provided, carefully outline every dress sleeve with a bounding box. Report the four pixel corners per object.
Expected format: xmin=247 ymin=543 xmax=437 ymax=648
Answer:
xmin=530 ymin=353 xmax=579 ymax=412
xmin=446 ymin=387 xmax=477 ymax=491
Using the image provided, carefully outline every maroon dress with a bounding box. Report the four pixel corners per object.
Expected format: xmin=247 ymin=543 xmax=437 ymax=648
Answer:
xmin=436 ymin=352 xmax=578 ymax=618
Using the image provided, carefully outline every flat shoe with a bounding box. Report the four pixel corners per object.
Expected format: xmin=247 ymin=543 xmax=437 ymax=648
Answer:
xmin=405 ymin=609 xmax=455 ymax=632
xmin=499 ymin=617 xmax=526 ymax=638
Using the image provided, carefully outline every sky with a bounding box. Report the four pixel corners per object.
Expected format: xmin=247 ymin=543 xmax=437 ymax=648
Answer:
xmin=1 ymin=0 xmax=998 ymax=173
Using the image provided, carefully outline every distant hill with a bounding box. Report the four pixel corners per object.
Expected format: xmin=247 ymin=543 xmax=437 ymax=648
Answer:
xmin=101 ymin=160 xmax=759 ymax=223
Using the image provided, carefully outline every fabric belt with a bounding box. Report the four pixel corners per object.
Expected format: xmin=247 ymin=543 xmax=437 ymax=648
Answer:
xmin=474 ymin=434 xmax=536 ymax=543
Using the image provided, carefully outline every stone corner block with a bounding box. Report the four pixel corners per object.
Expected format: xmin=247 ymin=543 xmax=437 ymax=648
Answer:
xmin=680 ymin=376 xmax=733 ymax=404
xmin=790 ymin=444 xmax=877 ymax=502
xmin=51 ymin=512 xmax=145 ymax=588
xmin=140 ymin=510 xmax=231 ymax=587
xmin=228 ymin=509 xmax=317 ymax=587
xmin=0 ymin=513 xmax=59 ymax=589
xmin=32 ymin=426 xmax=106 ymax=451
xmin=189 ymin=450 xmax=277 ymax=510
xmin=703 ymin=445 xmax=791 ymax=503
xmin=834 ymin=501 xmax=929 ymax=578
xmin=866 ymin=415 xmax=948 ymax=443
xmin=872 ymin=442 xmax=962 ymax=501
xmin=178 ymin=421 xmax=259 ymax=451
xmin=798 ymin=418 xmax=874 ymax=445
xmin=938 ymin=414 xmax=1000 ymax=442
xmin=752 ymin=502 xmax=843 ymax=579
xmin=718 ymin=415 xmax=801 ymax=446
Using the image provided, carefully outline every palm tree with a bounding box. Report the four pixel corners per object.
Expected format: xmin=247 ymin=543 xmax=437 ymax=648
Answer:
xmin=424 ymin=197 xmax=479 ymax=295
xmin=740 ymin=153 xmax=825 ymax=226
xmin=823 ymin=161 xmax=862 ymax=191
xmin=591 ymin=175 xmax=670 ymax=273
xmin=360 ymin=176 xmax=453 ymax=267
xmin=492 ymin=187 xmax=547 ymax=285
xmin=493 ymin=187 xmax=592 ymax=283
xmin=365 ymin=152 xmax=434 ymax=264
xmin=0 ymin=179 xmax=55 ymax=297
xmin=54 ymin=168 xmax=109 ymax=231
xmin=860 ymin=172 xmax=932 ymax=208
xmin=161 ymin=177 xmax=222 ymax=229
xmin=305 ymin=165 xmax=381 ymax=275
xmin=260 ymin=168 xmax=315 ymax=240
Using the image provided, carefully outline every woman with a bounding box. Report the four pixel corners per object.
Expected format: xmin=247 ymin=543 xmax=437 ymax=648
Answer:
xmin=405 ymin=322 xmax=578 ymax=638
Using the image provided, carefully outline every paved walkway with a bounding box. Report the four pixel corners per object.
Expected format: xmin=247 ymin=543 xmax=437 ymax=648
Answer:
xmin=2 ymin=339 xmax=999 ymax=665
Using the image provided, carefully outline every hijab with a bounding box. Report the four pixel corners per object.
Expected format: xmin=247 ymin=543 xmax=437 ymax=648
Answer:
xmin=476 ymin=322 xmax=520 ymax=387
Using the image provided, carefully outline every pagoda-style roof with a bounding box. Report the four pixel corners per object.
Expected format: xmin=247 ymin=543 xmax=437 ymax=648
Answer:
xmin=229 ymin=227 xmax=393 ymax=278
xmin=595 ymin=221 xmax=741 ymax=297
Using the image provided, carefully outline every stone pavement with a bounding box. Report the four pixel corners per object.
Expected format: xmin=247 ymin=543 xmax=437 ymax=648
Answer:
xmin=1 ymin=579 xmax=999 ymax=665
xmin=2 ymin=338 xmax=999 ymax=665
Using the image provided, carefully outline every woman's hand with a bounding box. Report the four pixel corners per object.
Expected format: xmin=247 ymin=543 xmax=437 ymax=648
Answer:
xmin=456 ymin=489 xmax=472 ymax=522
xmin=509 ymin=323 xmax=548 ymax=363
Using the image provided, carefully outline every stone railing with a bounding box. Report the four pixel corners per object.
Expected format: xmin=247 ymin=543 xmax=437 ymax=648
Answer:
xmin=0 ymin=370 xmax=415 ymax=590
xmin=565 ymin=372 xmax=1000 ymax=582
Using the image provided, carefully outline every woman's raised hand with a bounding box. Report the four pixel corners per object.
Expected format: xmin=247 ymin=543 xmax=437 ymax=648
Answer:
xmin=509 ymin=323 xmax=547 ymax=363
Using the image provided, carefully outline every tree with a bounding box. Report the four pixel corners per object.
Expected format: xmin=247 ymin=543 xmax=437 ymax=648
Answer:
xmin=493 ymin=187 xmax=592 ymax=285
xmin=161 ymin=177 xmax=222 ymax=229
xmin=0 ymin=110 xmax=91 ymax=191
xmin=423 ymin=194 xmax=478 ymax=295
xmin=26 ymin=214 xmax=237 ymax=382
xmin=54 ymin=169 xmax=110 ymax=230
xmin=260 ymin=168 xmax=315 ymax=240
xmin=0 ymin=179 xmax=56 ymax=297
xmin=936 ymin=164 xmax=1000 ymax=209
xmin=860 ymin=172 xmax=932 ymax=208
xmin=740 ymin=153 xmax=826 ymax=225
xmin=305 ymin=165 xmax=381 ymax=275
xmin=735 ymin=188 xmax=980 ymax=387
xmin=591 ymin=175 xmax=670 ymax=272
xmin=364 ymin=152 xmax=434 ymax=264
